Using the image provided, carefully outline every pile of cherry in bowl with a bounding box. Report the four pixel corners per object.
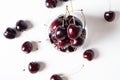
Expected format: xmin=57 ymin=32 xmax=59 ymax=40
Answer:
xmin=49 ymin=15 xmax=86 ymax=52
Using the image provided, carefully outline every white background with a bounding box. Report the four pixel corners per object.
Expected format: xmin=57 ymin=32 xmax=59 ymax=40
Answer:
xmin=0 ymin=0 xmax=120 ymax=80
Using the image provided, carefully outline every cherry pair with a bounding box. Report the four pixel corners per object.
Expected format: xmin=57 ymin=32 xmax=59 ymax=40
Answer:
xmin=45 ymin=0 xmax=68 ymax=8
xmin=4 ymin=20 xmax=28 ymax=39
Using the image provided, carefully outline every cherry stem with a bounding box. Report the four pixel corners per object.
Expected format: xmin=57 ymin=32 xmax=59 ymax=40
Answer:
xmin=70 ymin=0 xmax=76 ymax=25
xmin=80 ymin=9 xmax=86 ymax=29
xmin=65 ymin=5 xmax=70 ymax=17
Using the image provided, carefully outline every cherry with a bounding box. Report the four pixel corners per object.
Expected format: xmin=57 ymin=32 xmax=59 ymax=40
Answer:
xmin=83 ymin=49 xmax=94 ymax=61
xmin=45 ymin=0 xmax=57 ymax=8
xmin=67 ymin=46 xmax=75 ymax=52
xmin=58 ymin=38 xmax=69 ymax=48
xmin=22 ymin=41 xmax=33 ymax=53
xmin=67 ymin=24 xmax=82 ymax=40
xmin=4 ymin=27 xmax=16 ymax=39
xmin=104 ymin=11 xmax=115 ymax=22
xmin=16 ymin=20 xmax=28 ymax=31
xmin=50 ymin=74 xmax=62 ymax=80
xmin=28 ymin=62 xmax=40 ymax=73
xmin=70 ymin=37 xmax=84 ymax=47
xmin=55 ymin=27 xmax=66 ymax=40
xmin=59 ymin=48 xmax=67 ymax=52
xmin=50 ymin=19 xmax=62 ymax=32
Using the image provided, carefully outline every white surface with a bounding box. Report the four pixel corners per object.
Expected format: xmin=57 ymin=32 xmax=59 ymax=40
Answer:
xmin=0 ymin=0 xmax=120 ymax=80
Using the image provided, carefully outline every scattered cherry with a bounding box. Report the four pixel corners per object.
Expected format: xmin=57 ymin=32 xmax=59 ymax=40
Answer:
xmin=45 ymin=0 xmax=57 ymax=8
xmin=83 ymin=49 xmax=94 ymax=61
xmin=50 ymin=74 xmax=62 ymax=80
xmin=16 ymin=20 xmax=28 ymax=31
xmin=4 ymin=27 xmax=16 ymax=39
xmin=104 ymin=11 xmax=115 ymax=22
xmin=28 ymin=62 xmax=40 ymax=73
xmin=22 ymin=41 xmax=33 ymax=53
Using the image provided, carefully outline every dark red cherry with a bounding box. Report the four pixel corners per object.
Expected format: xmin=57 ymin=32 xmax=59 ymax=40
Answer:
xmin=50 ymin=19 xmax=62 ymax=32
xmin=28 ymin=62 xmax=40 ymax=73
xmin=22 ymin=41 xmax=33 ymax=53
xmin=58 ymin=38 xmax=69 ymax=48
xmin=59 ymin=48 xmax=67 ymax=52
xmin=4 ymin=27 xmax=16 ymax=39
xmin=67 ymin=24 xmax=82 ymax=39
xmin=46 ymin=0 xmax=57 ymax=8
xmin=70 ymin=37 xmax=84 ymax=47
xmin=16 ymin=20 xmax=28 ymax=31
xmin=67 ymin=46 xmax=76 ymax=52
xmin=55 ymin=27 xmax=66 ymax=40
xmin=83 ymin=49 xmax=94 ymax=61
xmin=104 ymin=11 xmax=115 ymax=22
xmin=50 ymin=74 xmax=62 ymax=80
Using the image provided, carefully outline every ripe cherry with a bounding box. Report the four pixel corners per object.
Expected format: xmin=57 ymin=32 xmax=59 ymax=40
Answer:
xmin=67 ymin=24 xmax=82 ymax=40
xmin=50 ymin=19 xmax=62 ymax=32
xmin=22 ymin=41 xmax=33 ymax=53
xmin=4 ymin=27 xmax=16 ymax=39
xmin=50 ymin=74 xmax=62 ymax=80
xmin=28 ymin=62 xmax=40 ymax=73
xmin=55 ymin=27 xmax=66 ymax=40
xmin=83 ymin=49 xmax=94 ymax=61
xmin=104 ymin=11 xmax=115 ymax=22
xmin=70 ymin=37 xmax=84 ymax=47
xmin=16 ymin=20 xmax=28 ymax=31
xmin=45 ymin=0 xmax=57 ymax=8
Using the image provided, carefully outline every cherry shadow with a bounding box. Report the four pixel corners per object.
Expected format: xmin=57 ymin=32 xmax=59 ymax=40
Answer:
xmin=82 ymin=13 xmax=118 ymax=49
xmin=38 ymin=62 xmax=46 ymax=72
xmin=57 ymin=0 xmax=63 ymax=7
xmin=25 ymin=20 xmax=33 ymax=30
xmin=31 ymin=41 xmax=39 ymax=52
xmin=59 ymin=74 xmax=68 ymax=80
